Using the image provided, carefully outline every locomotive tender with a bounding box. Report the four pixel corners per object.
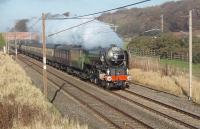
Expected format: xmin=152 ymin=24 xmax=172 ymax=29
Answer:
xmin=18 ymin=42 xmax=130 ymax=89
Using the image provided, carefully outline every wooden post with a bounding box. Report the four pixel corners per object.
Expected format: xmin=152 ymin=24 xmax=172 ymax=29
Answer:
xmin=123 ymin=121 xmax=127 ymax=129
xmin=8 ymin=40 xmax=9 ymax=55
xmin=171 ymin=51 xmax=173 ymax=60
xmin=3 ymin=46 xmax=6 ymax=54
xmin=189 ymin=10 xmax=193 ymax=100
xmin=42 ymin=13 xmax=47 ymax=97
xmin=15 ymin=32 xmax=17 ymax=58
xmin=5 ymin=33 xmax=7 ymax=54
xmin=6 ymin=33 xmax=9 ymax=55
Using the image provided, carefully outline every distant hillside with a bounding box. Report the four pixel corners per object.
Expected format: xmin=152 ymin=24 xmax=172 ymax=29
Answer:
xmin=99 ymin=0 xmax=200 ymax=38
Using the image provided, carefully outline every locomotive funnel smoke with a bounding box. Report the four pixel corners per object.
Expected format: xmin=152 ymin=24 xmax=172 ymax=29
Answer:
xmin=28 ymin=14 xmax=123 ymax=49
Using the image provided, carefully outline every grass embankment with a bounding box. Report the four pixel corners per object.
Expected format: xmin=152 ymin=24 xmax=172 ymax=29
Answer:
xmin=0 ymin=53 xmax=87 ymax=129
xmin=130 ymin=56 xmax=200 ymax=104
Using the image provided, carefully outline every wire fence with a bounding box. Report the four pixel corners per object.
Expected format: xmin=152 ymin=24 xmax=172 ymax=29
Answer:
xmin=128 ymin=48 xmax=189 ymax=61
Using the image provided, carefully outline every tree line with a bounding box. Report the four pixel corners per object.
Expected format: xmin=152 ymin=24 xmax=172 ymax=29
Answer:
xmin=127 ymin=33 xmax=200 ymax=63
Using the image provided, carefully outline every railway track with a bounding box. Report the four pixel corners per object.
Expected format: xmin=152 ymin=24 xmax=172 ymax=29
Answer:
xmin=124 ymin=88 xmax=200 ymax=120
xmin=111 ymin=90 xmax=200 ymax=129
xmin=18 ymin=54 xmax=153 ymax=129
xmin=17 ymin=54 xmax=200 ymax=129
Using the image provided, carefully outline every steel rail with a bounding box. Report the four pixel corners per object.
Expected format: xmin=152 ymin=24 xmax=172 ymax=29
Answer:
xmin=111 ymin=91 xmax=199 ymax=129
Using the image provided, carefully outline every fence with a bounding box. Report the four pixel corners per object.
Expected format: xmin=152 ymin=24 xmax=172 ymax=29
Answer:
xmin=129 ymin=48 xmax=189 ymax=61
xmin=129 ymin=48 xmax=157 ymax=57
xmin=129 ymin=55 xmax=186 ymax=77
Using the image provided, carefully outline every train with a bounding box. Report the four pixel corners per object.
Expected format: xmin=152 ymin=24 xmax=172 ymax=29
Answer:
xmin=13 ymin=41 xmax=130 ymax=89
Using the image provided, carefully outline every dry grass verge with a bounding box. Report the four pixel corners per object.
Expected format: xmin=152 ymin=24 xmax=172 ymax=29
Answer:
xmin=130 ymin=69 xmax=183 ymax=96
xmin=129 ymin=56 xmax=200 ymax=104
xmin=130 ymin=68 xmax=200 ymax=104
xmin=0 ymin=53 xmax=88 ymax=129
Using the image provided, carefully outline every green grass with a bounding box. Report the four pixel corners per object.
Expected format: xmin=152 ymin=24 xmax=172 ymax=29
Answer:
xmin=160 ymin=59 xmax=189 ymax=69
xmin=160 ymin=59 xmax=200 ymax=78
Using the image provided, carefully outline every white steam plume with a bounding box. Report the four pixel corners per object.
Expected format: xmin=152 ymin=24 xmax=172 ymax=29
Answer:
xmin=28 ymin=15 xmax=122 ymax=49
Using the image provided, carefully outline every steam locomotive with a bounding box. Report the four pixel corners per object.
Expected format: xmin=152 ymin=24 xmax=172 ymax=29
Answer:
xmin=16 ymin=42 xmax=130 ymax=89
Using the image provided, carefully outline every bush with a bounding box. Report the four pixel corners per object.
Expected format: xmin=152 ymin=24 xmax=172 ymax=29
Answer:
xmin=193 ymin=53 xmax=200 ymax=64
xmin=127 ymin=34 xmax=187 ymax=53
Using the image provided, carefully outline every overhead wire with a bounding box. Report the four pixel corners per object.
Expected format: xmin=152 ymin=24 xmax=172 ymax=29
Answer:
xmin=10 ymin=0 xmax=151 ymax=45
xmin=46 ymin=17 xmax=95 ymax=20
xmin=48 ymin=19 xmax=96 ymax=37
xmin=47 ymin=0 xmax=151 ymax=37
xmin=14 ymin=0 xmax=151 ymax=35
xmin=83 ymin=31 xmax=116 ymax=36
xmin=47 ymin=0 xmax=151 ymax=20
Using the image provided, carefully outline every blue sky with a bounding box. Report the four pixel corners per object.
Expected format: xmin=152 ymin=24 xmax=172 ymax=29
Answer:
xmin=0 ymin=0 xmax=179 ymax=31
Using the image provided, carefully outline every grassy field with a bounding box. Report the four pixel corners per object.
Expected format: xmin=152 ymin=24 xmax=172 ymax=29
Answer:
xmin=160 ymin=59 xmax=200 ymax=79
xmin=0 ymin=53 xmax=87 ymax=129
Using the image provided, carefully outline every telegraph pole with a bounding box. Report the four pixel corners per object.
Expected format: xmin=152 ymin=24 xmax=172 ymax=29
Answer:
xmin=42 ymin=13 xmax=47 ymax=97
xmin=161 ymin=14 xmax=164 ymax=33
xmin=189 ymin=10 xmax=193 ymax=100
